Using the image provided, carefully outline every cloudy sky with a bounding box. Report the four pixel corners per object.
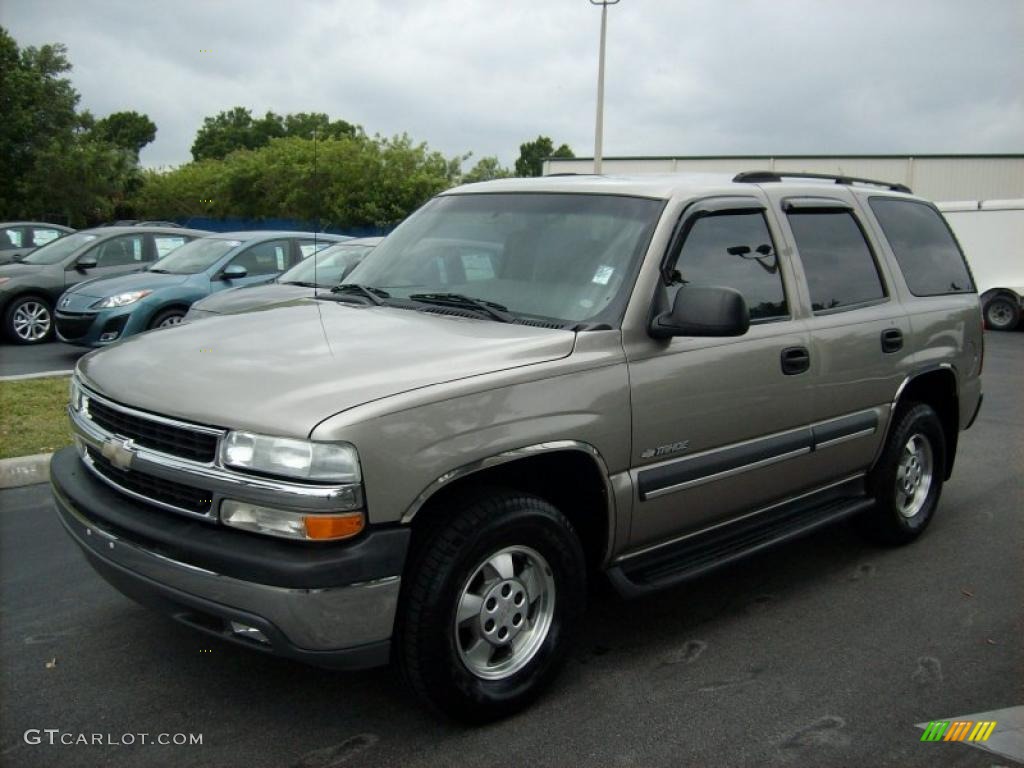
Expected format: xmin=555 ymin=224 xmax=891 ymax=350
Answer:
xmin=3 ymin=0 xmax=1022 ymax=169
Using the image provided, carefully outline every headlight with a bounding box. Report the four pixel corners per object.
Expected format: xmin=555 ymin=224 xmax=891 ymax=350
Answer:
xmin=221 ymin=431 xmax=361 ymax=484
xmin=69 ymin=376 xmax=83 ymax=411
xmin=92 ymin=290 xmax=152 ymax=308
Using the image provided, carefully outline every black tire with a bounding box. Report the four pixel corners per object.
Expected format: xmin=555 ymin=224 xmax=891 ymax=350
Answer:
xmin=396 ymin=488 xmax=586 ymax=723
xmin=3 ymin=294 xmax=54 ymax=344
xmin=984 ymin=295 xmax=1020 ymax=331
xmin=149 ymin=308 xmax=186 ymax=330
xmin=857 ymin=403 xmax=946 ymax=545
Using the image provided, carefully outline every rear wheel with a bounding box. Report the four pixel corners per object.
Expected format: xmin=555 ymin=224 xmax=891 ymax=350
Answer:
xmin=858 ymin=403 xmax=945 ymax=545
xmin=396 ymin=489 xmax=586 ymax=722
xmin=4 ymin=295 xmax=53 ymax=344
xmin=150 ymin=308 xmax=186 ymax=329
xmin=984 ymin=295 xmax=1020 ymax=331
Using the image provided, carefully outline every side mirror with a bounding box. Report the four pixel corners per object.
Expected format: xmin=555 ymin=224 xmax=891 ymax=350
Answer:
xmin=76 ymin=255 xmax=98 ymax=270
xmin=650 ymin=285 xmax=750 ymax=339
xmin=221 ymin=264 xmax=247 ymax=279
xmin=12 ymin=253 xmax=26 ymax=263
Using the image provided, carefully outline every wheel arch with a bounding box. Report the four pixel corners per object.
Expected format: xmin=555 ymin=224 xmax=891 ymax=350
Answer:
xmin=401 ymin=441 xmax=617 ymax=571
xmin=147 ymin=302 xmax=192 ymax=328
xmin=878 ymin=367 xmax=960 ymax=480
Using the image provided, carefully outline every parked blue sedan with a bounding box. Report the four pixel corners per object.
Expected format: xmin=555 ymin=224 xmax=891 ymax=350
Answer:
xmin=54 ymin=231 xmax=348 ymax=346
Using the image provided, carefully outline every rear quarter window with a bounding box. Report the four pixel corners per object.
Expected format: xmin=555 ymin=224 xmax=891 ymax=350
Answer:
xmin=869 ymin=198 xmax=974 ymax=295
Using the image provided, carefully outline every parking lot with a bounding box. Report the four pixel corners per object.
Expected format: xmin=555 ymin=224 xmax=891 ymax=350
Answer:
xmin=0 ymin=331 xmax=1021 ymax=768
xmin=0 ymin=341 xmax=85 ymax=378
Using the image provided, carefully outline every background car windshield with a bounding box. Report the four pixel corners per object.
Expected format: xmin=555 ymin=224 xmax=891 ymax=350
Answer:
xmin=282 ymin=244 xmax=375 ymax=286
xmin=150 ymin=238 xmax=238 ymax=274
xmin=22 ymin=233 xmax=98 ymax=265
xmin=347 ymin=193 xmax=663 ymax=324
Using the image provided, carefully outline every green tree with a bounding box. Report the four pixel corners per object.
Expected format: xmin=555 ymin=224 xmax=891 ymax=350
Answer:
xmin=190 ymin=107 xmax=360 ymax=161
xmin=134 ymin=132 xmax=460 ymax=229
xmin=514 ymin=135 xmax=574 ymax=177
xmin=0 ymin=27 xmax=80 ymax=217
xmin=93 ymin=111 xmax=157 ymax=156
xmin=463 ymin=156 xmax=512 ymax=184
xmin=19 ymin=137 xmax=141 ymax=227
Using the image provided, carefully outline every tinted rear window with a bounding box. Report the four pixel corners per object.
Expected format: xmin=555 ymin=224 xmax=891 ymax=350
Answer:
xmin=787 ymin=210 xmax=886 ymax=312
xmin=869 ymin=198 xmax=974 ymax=295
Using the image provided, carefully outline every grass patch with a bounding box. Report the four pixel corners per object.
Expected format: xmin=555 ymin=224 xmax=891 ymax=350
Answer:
xmin=0 ymin=376 xmax=73 ymax=459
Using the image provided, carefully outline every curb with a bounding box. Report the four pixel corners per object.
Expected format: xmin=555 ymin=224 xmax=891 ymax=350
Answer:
xmin=0 ymin=453 xmax=52 ymax=489
xmin=0 ymin=370 xmax=74 ymax=382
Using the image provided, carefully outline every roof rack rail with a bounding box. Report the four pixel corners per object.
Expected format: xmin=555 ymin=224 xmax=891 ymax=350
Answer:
xmin=733 ymin=170 xmax=912 ymax=194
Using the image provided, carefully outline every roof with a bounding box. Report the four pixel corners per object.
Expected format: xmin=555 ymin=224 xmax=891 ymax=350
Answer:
xmin=447 ymin=172 xmax=740 ymax=200
xmin=0 ymin=221 xmax=75 ymax=230
xmin=205 ymin=231 xmax=350 ymax=242
xmin=80 ymin=226 xmax=208 ymax=236
xmin=446 ymin=172 xmax=920 ymax=201
xmin=546 ymin=153 xmax=1024 ymax=162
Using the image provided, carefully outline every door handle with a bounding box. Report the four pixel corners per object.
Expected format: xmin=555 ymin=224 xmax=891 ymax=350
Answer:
xmin=881 ymin=328 xmax=903 ymax=353
xmin=781 ymin=346 xmax=810 ymax=375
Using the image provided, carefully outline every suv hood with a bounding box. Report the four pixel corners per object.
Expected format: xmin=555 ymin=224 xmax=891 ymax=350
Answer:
xmin=78 ymin=300 xmax=576 ymax=436
xmin=70 ymin=270 xmax=189 ymax=298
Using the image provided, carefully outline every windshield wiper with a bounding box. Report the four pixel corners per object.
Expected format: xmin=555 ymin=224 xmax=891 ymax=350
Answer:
xmin=283 ymin=280 xmax=321 ymax=288
xmin=148 ymin=268 xmax=171 ymax=273
xmin=330 ymin=283 xmax=391 ymax=305
xmin=408 ymin=292 xmax=515 ymax=323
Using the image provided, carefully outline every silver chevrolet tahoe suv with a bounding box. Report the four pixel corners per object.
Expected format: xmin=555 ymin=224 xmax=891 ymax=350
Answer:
xmin=51 ymin=171 xmax=984 ymax=721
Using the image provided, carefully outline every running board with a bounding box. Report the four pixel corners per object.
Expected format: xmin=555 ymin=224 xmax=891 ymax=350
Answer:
xmin=608 ymin=488 xmax=875 ymax=598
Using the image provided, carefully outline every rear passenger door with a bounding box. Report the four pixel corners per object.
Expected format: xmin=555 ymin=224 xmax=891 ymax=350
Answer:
xmin=772 ymin=192 xmax=910 ymax=481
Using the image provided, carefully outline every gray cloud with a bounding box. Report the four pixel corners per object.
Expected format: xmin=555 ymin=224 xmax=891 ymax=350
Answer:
xmin=2 ymin=0 xmax=1021 ymax=169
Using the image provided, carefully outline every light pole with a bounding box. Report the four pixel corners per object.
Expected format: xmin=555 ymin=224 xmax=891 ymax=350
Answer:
xmin=590 ymin=0 xmax=619 ymax=174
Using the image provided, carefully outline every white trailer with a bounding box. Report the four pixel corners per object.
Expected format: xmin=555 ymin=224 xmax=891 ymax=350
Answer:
xmin=937 ymin=199 xmax=1024 ymax=330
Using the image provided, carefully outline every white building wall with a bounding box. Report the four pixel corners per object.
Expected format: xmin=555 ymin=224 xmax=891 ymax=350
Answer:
xmin=542 ymin=156 xmax=1024 ymax=201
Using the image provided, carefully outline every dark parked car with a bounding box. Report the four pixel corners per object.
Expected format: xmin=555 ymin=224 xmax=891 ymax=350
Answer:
xmin=184 ymin=237 xmax=381 ymax=321
xmin=0 ymin=222 xmax=75 ymax=265
xmin=0 ymin=227 xmax=205 ymax=344
xmin=55 ymin=231 xmax=349 ymax=346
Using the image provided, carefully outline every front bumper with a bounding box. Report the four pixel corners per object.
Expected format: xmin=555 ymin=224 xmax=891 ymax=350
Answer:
xmin=51 ymin=447 xmax=408 ymax=669
xmin=55 ymin=305 xmax=144 ymax=347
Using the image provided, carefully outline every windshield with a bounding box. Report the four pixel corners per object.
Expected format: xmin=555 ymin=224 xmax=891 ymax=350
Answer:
xmin=346 ymin=193 xmax=663 ymax=325
xmin=281 ymin=243 xmax=375 ymax=287
xmin=22 ymin=233 xmax=99 ymax=265
xmin=149 ymin=237 xmax=239 ymax=274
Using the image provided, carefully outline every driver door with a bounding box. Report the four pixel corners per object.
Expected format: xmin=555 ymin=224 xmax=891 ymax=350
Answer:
xmin=65 ymin=234 xmax=148 ymax=288
xmin=623 ymin=198 xmax=821 ymax=549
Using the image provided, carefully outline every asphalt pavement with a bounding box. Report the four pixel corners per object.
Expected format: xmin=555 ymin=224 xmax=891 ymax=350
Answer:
xmin=0 ymin=341 xmax=85 ymax=378
xmin=0 ymin=332 xmax=1021 ymax=768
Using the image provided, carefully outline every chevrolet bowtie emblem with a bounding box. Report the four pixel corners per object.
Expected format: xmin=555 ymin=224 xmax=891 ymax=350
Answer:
xmin=101 ymin=438 xmax=135 ymax=470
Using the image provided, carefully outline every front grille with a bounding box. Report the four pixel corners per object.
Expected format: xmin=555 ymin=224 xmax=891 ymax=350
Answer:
xmin=55 ymin=312 xmax=96 ymax=339
xmin=87 ymin=446 xmax=214 ymax=516
xmin=86 ymin=398 xmax=219 ymax=462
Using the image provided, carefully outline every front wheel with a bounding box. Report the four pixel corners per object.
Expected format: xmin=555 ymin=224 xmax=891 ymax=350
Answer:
xmin=984 ymin=295 xmax=1020 ymax=331
xmin=858 ymin=403 xmax=946 ymax=545
xmin=396 ymin=490 xmax=586 ymax=722
xmin=4 ymin=295 xmax=54 ymax=344
xmin=149 ymin=308 xmax=186 ymax=329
